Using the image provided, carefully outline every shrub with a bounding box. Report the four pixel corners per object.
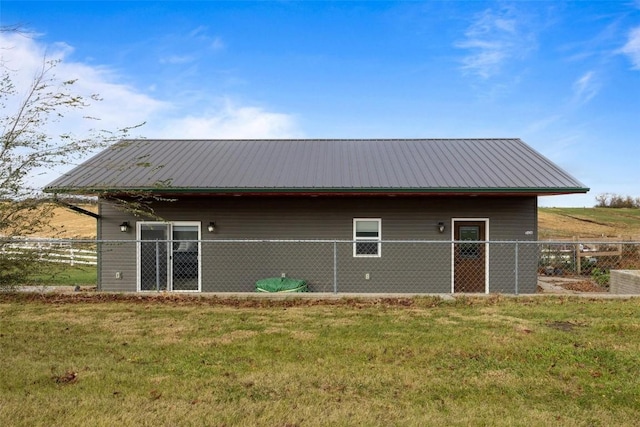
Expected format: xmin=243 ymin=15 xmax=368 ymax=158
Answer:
xmin=591 ymin=267 xmax=610 ymax=288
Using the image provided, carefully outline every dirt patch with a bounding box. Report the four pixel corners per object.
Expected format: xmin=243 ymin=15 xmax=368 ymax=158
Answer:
xmin=0 ymin=292 xmax=422 ymax=308
xmin=546 ymin=320 xmax=585 ymax=332
xmin=559 ymin=280 xmax=607 ymax=293
xmin=52 ymin=370 xmax=78 ymax=384
xmin=539 ymin=277 xmax=607 ymax=294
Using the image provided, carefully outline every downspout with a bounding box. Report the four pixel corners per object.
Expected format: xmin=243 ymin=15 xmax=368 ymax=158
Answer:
xmin=53 ymin=197 xmax=101 ymax=219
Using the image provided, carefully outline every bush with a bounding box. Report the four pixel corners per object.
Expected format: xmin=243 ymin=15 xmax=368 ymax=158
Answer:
xmin=591 ymin=267 xmax=610 ymax=288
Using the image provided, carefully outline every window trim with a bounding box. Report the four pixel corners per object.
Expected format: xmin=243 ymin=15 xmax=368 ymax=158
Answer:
xmin=353 ymin=218 xmax=382 ymax=258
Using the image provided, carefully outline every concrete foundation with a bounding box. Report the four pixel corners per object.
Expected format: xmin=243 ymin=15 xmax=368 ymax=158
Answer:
xmin=610 ymin=270 xmax=640 ymax=294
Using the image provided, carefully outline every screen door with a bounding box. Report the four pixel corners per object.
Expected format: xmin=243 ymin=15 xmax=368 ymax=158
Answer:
xmin=138 ymin=222 xmax=201 ymax=291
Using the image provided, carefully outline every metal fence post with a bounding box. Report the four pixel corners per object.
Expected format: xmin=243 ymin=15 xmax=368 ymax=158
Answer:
xmin=155 ymin=240 xmax=161 ymax=292
xmin=514 ymin=240 xmax=519 ymax=295
xmin=333 ymin=241 xmax=338 ymax=294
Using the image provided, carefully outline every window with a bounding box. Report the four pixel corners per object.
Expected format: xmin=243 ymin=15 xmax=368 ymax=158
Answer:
xmin=353 ymin=218 xmax=381 ymax=257
xmin=458 ymin=225 xmax=481 ymax=259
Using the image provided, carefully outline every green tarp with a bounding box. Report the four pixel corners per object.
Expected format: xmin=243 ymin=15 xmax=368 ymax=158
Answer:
xmin=255 ymin=277 xmax=307 ymax=293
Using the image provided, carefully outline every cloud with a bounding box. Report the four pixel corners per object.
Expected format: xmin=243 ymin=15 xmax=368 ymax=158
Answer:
xmin=2 ymin=31 xmax=297 ymax=139
xmin=1 ymin=31 xmax=166 ymax=138
xmin=155 ymin=100 xmax=301 ymax=139
xmin=572 ymin=71 xmax=600 ymax=105
xmin=455 ymin=6 xmax=536 ymax=79
xmin=619 ymin=26 xmax=640 ymax=69
xmin=524 ymin=114 xmax=562 ymax=134
xmin=211 ymin=36 xmax=225 ymax=51
xmin=1 ymin=32 xmax=300 ymax=188
xmin=187 ymin=26 xmax=225 ymax=51
xmin=159 ymin=55 xmax=195 ymax=64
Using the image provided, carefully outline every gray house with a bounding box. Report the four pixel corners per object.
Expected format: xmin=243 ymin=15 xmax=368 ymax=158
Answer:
xmin=45 ymin=139 xmax=588 ymax=294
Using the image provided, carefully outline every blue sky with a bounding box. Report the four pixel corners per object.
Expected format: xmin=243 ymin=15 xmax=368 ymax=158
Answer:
xmin=2 ymin=1 xmax=639 ymax=206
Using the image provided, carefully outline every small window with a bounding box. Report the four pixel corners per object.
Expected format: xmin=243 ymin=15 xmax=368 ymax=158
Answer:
xmin=353 ymin=218 xmax=381 ymax=257
xmin=458 ymin=225 xmax=481 ymax=259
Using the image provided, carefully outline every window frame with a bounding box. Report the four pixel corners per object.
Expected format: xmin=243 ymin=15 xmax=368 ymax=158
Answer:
xmin=353 ymin=218 xmax=382 ymax=258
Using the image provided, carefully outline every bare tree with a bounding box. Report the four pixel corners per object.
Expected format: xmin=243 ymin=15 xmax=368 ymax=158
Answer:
xmin=595 ymin=193 xmax=640 ymax=209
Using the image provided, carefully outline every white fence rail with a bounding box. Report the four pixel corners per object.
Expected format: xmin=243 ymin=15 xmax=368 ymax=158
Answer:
xmin=0 ymin=240 xmax=97 ymax=266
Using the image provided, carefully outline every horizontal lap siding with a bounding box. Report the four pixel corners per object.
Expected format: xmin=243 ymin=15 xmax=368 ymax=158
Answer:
xmin=97 ymin=196 xmax=537 ymax=293
xmin=336 ymin=242 xmax=451 ymax=293
xmin=98 ymin=203 xmax=137 ymax=292
xmin=202 ymin=242 xmax=334 ymax=292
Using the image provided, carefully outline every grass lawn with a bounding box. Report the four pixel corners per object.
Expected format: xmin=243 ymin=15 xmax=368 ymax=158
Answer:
xmin=27 ymin=264 xmax=97 ymax=286
xmin=539 ymin=207 xmax=640 ymax=239
xmin=1 ymin=294 xmax=639 ymax=426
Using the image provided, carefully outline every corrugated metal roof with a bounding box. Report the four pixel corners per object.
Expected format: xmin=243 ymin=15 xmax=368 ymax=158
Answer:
xmin=44 ymin=139 xmax=589 ymax=195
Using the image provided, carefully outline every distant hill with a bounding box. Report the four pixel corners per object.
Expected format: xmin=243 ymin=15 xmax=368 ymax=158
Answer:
xmin=24 ymin=204 xmax=98 ymax=239
xmin=539 ymin=207 xmax=640 ymax=240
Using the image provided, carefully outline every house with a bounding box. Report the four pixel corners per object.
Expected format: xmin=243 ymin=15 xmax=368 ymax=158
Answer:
xmin=45 ymin=138 xmax=588 ymax=294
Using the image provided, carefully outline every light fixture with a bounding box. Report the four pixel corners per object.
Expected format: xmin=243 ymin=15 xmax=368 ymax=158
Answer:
xmin=119 ymin=221 xmax=130 ymax=232
xmin=437 ymin=222 xmax=445 ymax=233
xmin=207 ymin=222 xmax=216 ymax=233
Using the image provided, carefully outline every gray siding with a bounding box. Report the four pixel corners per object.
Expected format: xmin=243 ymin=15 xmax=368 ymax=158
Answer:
xmin=98 ymin=196 xmax=538 ymax=293
xmin=99 ymin=201 xmax=137 ymax=292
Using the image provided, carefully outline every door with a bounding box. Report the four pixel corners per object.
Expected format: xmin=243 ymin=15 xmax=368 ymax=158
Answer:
xmin=171 ymin=224 xmax=200 ymax=291
xmin=453 ymin=220 xmax=487 ymax=293
xmin=138 ymin=222 xmax=201 ymax=292
xmin=139 ymin=223 xmax=169 ymax=291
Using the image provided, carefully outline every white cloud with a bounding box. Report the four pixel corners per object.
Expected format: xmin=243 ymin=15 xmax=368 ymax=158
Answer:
xmin=189 ymin=26 xmax=208 ymax=38
xmin=211 ymin=37 xmax=225 ymax=51
xmin=1 ymin=32 xmax=167 ymax=138
xmin=455 ymin=6 xmax=536 ymax=79
xmin=572 ymin=71 xmax=599 ymax=105
xmin=2 ymin=31 xmax=298 ymax=140
xmin=159 ymin=55 xmax=195 ymax=64
xmin=187 ymin=26 xmax=225 ymax=51
xmin=1 ymin=32 xmax=300 ymax=188
xmin=524 ymin=114 xmax=562 ymax=134
xmin=155 ymin=100 xmax=301 ymax=139
xmin=619 ymin=26 xmax=640 ymax=69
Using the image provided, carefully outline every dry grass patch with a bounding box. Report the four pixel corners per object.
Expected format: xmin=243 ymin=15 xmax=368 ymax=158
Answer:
xmin=17 ymin=203 xmax=98 ymax=238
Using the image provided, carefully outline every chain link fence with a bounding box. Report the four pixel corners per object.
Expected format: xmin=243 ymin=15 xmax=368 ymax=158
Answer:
xmin=3 ymin=238 xmax=640 ymax=294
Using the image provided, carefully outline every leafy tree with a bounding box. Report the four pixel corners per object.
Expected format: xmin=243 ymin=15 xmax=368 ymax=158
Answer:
xmin=0 ymin=28 xmax=142 ymax=286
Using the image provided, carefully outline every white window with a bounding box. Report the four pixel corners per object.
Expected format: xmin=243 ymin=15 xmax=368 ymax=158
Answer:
xmin=353 ymin=218 xmax=381 ymax=257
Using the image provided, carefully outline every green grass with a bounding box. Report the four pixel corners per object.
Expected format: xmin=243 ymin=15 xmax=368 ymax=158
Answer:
xmin=553 ymin=207 xmax=640 ymax=223
xmin=1 ymin=294 xmax=640 ymax=426
xmin=27 ymin=264 xmax=97 ymax=286
xmin=541 ymin=207 xmax=640 ymax=229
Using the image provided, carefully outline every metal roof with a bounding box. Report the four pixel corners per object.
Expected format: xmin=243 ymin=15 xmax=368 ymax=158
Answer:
xmin=45 ymin=139 xmax=589 ymax=196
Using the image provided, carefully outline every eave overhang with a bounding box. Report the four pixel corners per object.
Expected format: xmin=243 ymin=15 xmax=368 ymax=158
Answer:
xmin=45 ymin=186 xmax=590 ymax=198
